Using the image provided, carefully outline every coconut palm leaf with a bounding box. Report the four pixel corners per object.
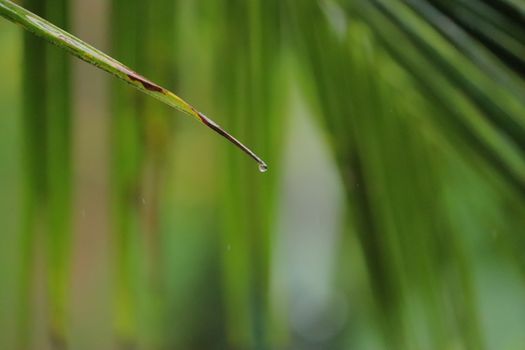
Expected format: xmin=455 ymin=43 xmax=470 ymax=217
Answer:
xmin=0 ymin=0 xmax=266 ymax=170
xmin=286 ymin=0 xmax=525 ymax=348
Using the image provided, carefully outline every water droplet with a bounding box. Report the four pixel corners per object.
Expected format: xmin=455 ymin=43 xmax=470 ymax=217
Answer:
xmin=258 ymin=163 xmax=268 ymax=173
xmin=227 ymin=244 xmax=231 ymax=251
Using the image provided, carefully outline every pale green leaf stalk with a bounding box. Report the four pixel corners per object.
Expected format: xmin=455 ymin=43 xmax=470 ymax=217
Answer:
xmin=110 ymin=0 xmax=142 ymax=348
xmin=0 ymin=0 xmax=267 ymax=171
xmin=44 ymin=0 xmax=72 ymax=347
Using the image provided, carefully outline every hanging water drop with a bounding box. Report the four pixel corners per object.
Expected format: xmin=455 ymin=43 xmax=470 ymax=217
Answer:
xmin=258 ymin=163 xmax=268 ymax=173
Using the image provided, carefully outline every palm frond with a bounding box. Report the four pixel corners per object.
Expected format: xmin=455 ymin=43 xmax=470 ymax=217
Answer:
xmin=286 ymin=0 xmax=525 ymax=348
xmin=0 ymin=0 xmax=266 ymax=169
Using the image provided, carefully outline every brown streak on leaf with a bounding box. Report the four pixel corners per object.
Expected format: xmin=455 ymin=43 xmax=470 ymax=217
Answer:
xmin=127 ymin=73 xmax=164 ymax=93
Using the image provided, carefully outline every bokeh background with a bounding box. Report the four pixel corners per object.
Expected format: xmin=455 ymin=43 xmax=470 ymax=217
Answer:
xmin=1 ymin=0 xmax=525 ymax=349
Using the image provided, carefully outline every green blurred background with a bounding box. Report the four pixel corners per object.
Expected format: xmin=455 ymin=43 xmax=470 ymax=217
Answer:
xmin=1 ymin=0 xmax=525 ymax=349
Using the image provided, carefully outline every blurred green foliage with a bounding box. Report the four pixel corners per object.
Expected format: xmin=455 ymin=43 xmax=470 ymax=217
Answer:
xmin=0 ymin=0 xmax=524 ymax=349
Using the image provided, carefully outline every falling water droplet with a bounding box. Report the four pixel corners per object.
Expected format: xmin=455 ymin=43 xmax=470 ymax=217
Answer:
xmin=258 ymin=163 xmax=268 ymax=173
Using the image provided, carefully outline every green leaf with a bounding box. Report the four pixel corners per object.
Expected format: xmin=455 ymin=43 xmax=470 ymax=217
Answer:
xmin=0 ymin=0 xmax=267 ymax=171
